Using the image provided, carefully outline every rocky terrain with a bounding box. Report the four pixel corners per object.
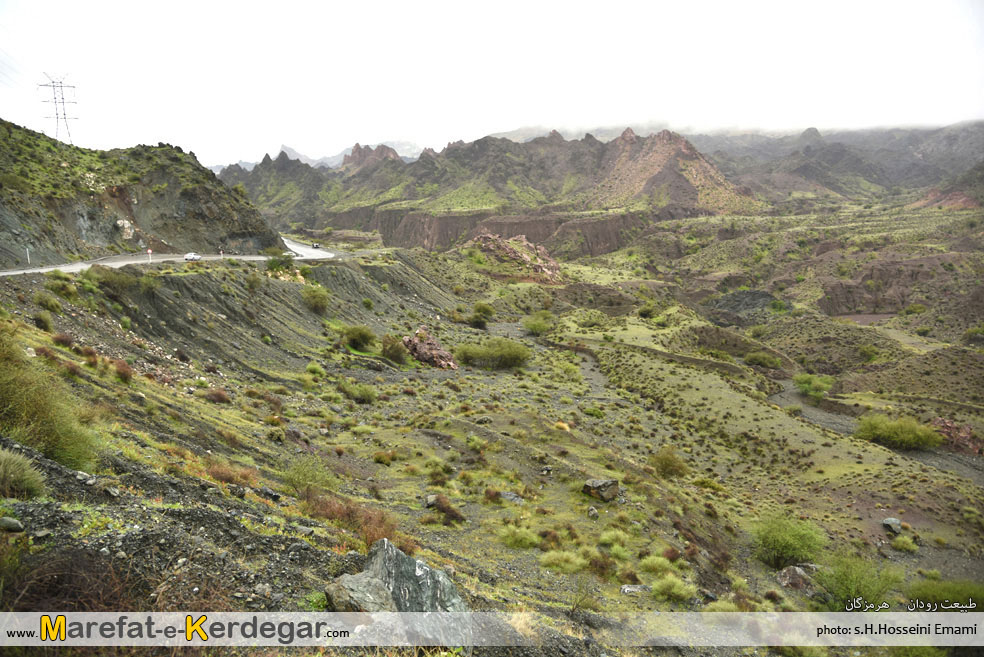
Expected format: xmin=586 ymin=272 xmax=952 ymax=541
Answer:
xmin=0 ymin=120 xmax=282 ymax=269
xmin=1 ymin=118 xmax=983 ymax=657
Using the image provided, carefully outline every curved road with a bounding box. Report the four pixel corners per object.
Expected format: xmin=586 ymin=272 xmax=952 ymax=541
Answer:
xmin=0 ymin=236 xmax=335 ymax=278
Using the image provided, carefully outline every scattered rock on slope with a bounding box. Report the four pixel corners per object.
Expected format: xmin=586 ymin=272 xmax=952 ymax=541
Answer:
xmin=402 ymin=326 xmax=457 ymax=369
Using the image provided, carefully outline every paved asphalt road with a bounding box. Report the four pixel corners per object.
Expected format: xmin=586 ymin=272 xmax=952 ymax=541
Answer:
xmin=0 ymin=236 xmax=335 ymax=278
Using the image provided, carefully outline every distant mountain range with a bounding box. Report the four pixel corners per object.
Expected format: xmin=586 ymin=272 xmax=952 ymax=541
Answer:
xmin=209 ymin=141 xmax=424 ymax=174
xmin=494 ymin=122 xmax=984 ymax=198
xmin=218 ymin=128 xmax=765 ymax=253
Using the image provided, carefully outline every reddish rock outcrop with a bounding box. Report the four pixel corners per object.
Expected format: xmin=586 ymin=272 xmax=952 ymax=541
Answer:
xmin=402 ymin=326 xmax=457 ymax=370
xmin=466 ymin=232 xmax=562 ymax=282
xmin=342 ymin=143 xmax=401 ymax=170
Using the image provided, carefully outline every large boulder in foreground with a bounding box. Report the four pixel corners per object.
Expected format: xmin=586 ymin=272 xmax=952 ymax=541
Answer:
xmin=325 ymin=538 xmax=466 ymax=612
xmin=402 ymin=326 xmax=457 ymax=370
xmin=582 ymin=479 xmax=619 ymax=502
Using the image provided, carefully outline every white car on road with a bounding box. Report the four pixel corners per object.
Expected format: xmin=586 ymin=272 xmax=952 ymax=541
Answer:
xmin=184 ymin=253 xmax=202 ymax=261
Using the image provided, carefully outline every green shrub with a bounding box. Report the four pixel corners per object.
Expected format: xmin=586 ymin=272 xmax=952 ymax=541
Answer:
xmin=456 ymin=338 xmax=530 ymax=369
xmin=337 ymin=379 xmax=376 ymax=404
xmin=793 ymin=373 xmax=835 ymax=403
xmin=522 ymin=310 xmax=555 ymax=336
xmin=745 ymin=351 xmax=781 ymax=369
xmin=903 ymin=303 xmax=927 ymax=315
xmin=539 ymin=550 xmax=588 ymax=573
xmin=362 ymin=297 xmax=373 ymax=310
xmin=964 ymin=323 xmax=984 ymax=344
xmin=92 ymin=266 xmax=136 ymax=298
xmin=265 ymin=249 xmax=294 ymax=272
xmin=343 ymin=325 xmax=376 ymax=351
xmin=891 ymin=535 xmax=918 ymax=553
xmin=752 ymin=513 xmax=828 ymax=568
xmin=598 ymin=529 xmax=630 ymax=547
xmin=305 ymin=361 xmax=326 ymax=377
xmin=283 ymin=454 xmax=334 ymax=499
xmin=651 ymin=574 xmax=697 ymax=602
xmin=639 ymin=555 xmax=675 ymax=575
xmin=33 ymin=311 xmax=53 ymax=332
xmin=138 ymin=275 xmax=160 ymax=295
xmin=33 ymin=292 xmax=62 ymax=314
xmin=907 ymin=579 xmax=984 ymax=606
xmin=467 ymin=302 xmax=495 ymax=329
xmin=0 ymin=447 xmax=46 ymax=498
xmin=638 ymin=303 xmax=657 ymax=319
xmin=120 ymin=316 xmax=131 ymax=331
xmin=858 ymin=344 xmax=879 ymax=362
xmin=301 ymin=285 xmax=330 ymax=314
xmin=854 ymin=414 xmax=942 ymax=450
xmin=381 ymin=334 xmax=407 ymax=364
xmin=0 ymin=326 xmax=97 ymax=468
xmin=245 ymin=271 xmax=263 ymax=293
xmin=44 ymin=278 xmax=77 ymax=300
xmin=649 ymin=445 xmax=689 ymax=478
xmin=499 ymin=525 xmax=541 ymax=549
xmin=814 ymin=552 xmax=903 ymax=611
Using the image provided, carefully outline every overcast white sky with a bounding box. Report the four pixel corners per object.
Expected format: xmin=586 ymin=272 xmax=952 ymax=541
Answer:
xmin=1 ymin=0 xmax=982 ymax=165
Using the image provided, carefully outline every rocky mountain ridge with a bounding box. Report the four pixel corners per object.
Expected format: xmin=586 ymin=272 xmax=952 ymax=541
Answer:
xmin=220 ymin=128 xmax=763 ymax=254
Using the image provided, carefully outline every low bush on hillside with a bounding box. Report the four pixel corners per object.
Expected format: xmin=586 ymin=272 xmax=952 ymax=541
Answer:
xmin=539 ymin=550 xmax=587 ymax=573
xmin=381 ymin=334 xmax=408 ymax=364
xmin=337 ymin=378 xmax=376 ymax=404
xmin=793 ymin=373 xmax=835 ymax=403
xmin=814 ymin=552 xmax=903 ymax=610
xmin=205 ymin=458 xmax=255 ymax=487
xmin=300 ymin=285 xmax=330 ymax=314
xmin=0 ymin=326 xmax=97 ymax=468
xmin=33 ymin=292 xmax=62 ymax=314
xmin=467 ymin=302 xmax=496 ymax=329
xmin=499 ymin=525 xmax=541 ymax=549
xmin=90 ymin=266 xmax=136 ymax=298
xmin=854 ymin=414 xmax=942 ymax=450
xmin=963 ymin=323 xmax=984 ymax=344
xmin=283 ymin=454 xmax=335 ymax=499
xmin=744 ymin=351 xmax=781 ymax=368
xmin=907 ymin=579 xmax=984 ymax=606
xmin=456 ymin=337 xmax=530 ymax=369
xmin=113 ymin=359 xmax=133 ymax=383
xmin=752 ymin=513 xmax=828 ymax=569
xmin=651 ymin=574 xmax=697 ymax=602
xmin=204 ymin=388 xmax=231 ymax=404
xmin=342 ymin=325 xmax=376 ymax=351
xmin=522 ymin=310 xmax=556 ymax=336
xmin=0 ymin=447 xmax=46 ymax=498
xmin=302 ymin=494 xmax=396 ymax=549
xmin=649 ymin=445 xmax=689 ymax=478
xmin=33 ymin=312 xmax=53 ymax=332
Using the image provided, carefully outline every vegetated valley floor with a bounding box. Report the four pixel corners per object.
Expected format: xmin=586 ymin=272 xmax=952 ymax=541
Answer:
xmin=0 ymin=203 xmax=983 ymax=657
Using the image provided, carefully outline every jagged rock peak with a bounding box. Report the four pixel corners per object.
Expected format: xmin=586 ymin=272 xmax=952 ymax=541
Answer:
xmin=618 ymin=127 xmax=638 ymax=142
xmin=800 ymin=127 xmax=823 ymax=142
xmin=260 ymin=153 xmax=273 ymax=165
xmin=547 ymin=129 xmax=564 ymax=141
xmin=420 ymin=147 xmax=438 ymax=158
xmin=343 ymin=142 xmax=400 ymax=168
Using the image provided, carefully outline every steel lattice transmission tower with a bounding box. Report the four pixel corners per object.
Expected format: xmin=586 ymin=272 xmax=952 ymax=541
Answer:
xmin=38 ymin=73 xmax=76 ymax=143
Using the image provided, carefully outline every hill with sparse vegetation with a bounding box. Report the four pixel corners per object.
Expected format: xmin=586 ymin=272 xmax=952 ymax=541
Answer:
xmin=0 ymin=119 xmax=282 ymax=268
